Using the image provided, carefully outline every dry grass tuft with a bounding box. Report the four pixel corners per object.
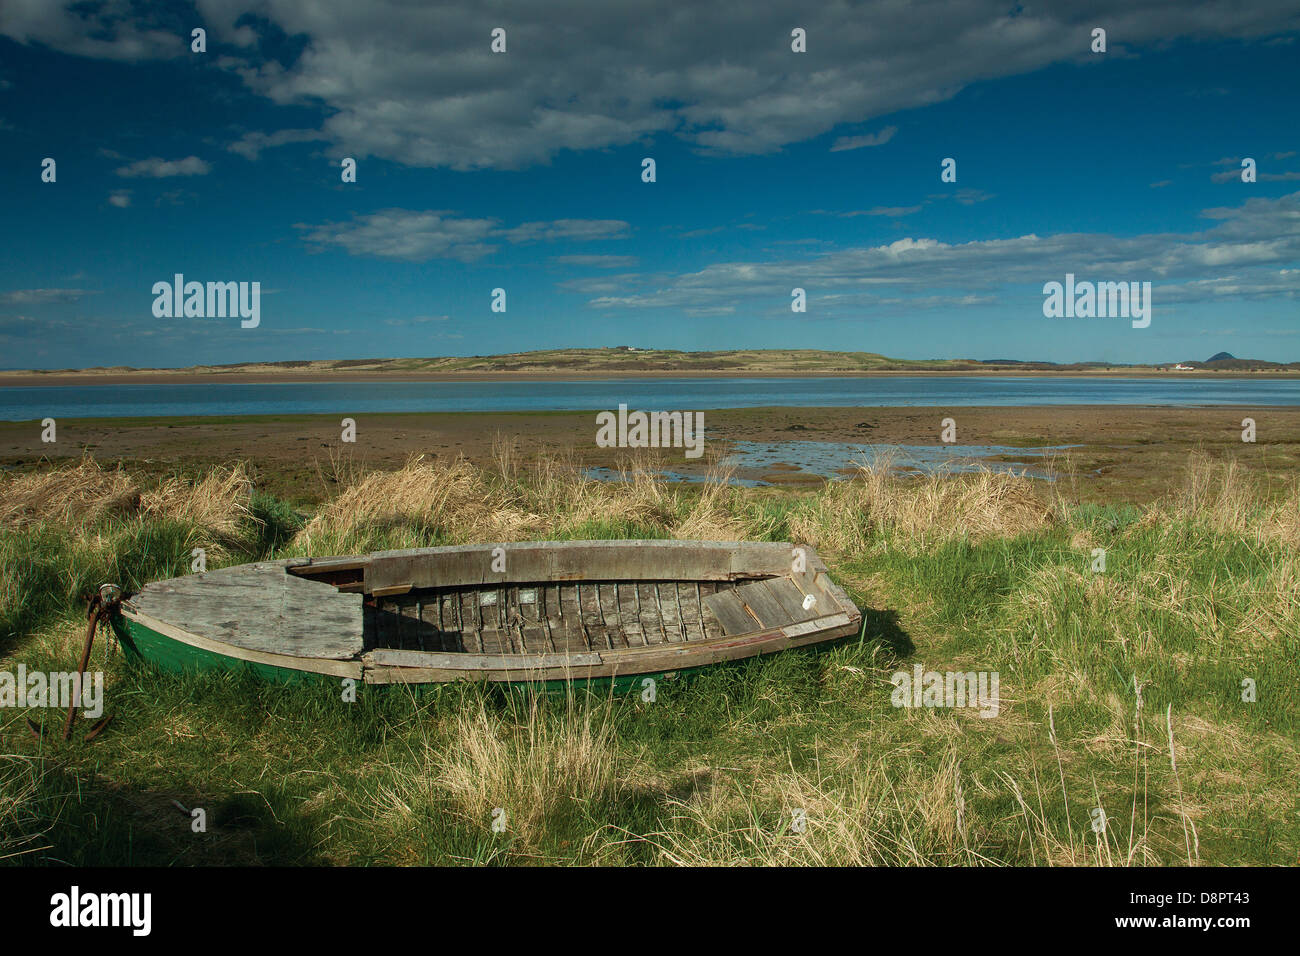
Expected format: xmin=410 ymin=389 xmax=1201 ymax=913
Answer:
xmin=295 ymin=455 xmax=540 ymax=549
xmin=0 ymin=458 xmax=140 ymax=528
xmin=790 ymin=460 xmax=1055 ymax=551
xmin=1148 ymin=453 xmax=1300 ymax=545
xmin=639 ymin=742 xmax=982 ymax=866
xmin=0 ymin=457 xmax=256 ymax=543
xmin=669 ymin=476 xmax=747 ymax=540
xmin=435 ymin=698 xmax=622 ymax=846
xmin=139 ymin=463 xmax=255 ymax=540
xmin=371 ymin=696 xmax=625 ymax=855
xmin=295 ymin=452 xmax=755 ymax=550
xmin=294 ymin=451 xmax=1059 ymax=557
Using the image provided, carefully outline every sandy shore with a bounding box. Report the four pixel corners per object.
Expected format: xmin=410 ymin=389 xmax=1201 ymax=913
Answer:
xmin=3 ymin=405 xmax=1296 ymax=504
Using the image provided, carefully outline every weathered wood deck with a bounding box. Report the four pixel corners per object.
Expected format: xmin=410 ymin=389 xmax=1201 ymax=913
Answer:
xmin=127 ymin=560 xmax=364 ymax=660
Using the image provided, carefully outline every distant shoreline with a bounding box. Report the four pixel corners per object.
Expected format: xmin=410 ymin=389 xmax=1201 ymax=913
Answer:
xmin=4 ymin=367 xmax=1300 ymax=387
xmin=3 ymin=347 xmax=1297 ymax=386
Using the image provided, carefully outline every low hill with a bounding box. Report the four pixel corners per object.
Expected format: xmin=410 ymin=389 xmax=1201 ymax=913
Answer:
xmin=7 ymin=347 xmax=1300 ymax=380
xmin=1176 ymin=353 xmax=1297 ymax=371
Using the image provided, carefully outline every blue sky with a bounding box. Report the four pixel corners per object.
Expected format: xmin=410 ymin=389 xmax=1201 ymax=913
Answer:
xmin=2 ymin=1 xmax=1298 ymax=369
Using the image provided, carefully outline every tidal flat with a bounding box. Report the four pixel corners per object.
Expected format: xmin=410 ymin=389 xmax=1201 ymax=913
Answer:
xmin=2 ymin=404 xmax=1296 ymax=504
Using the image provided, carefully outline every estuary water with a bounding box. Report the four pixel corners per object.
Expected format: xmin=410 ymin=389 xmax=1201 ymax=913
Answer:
xmin=2 ymin=375 xmax=1298 ymax=421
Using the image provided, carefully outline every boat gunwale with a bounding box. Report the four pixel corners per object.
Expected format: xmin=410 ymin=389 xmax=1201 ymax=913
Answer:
xmin=118 ymin=540 xmax=862 ymax=683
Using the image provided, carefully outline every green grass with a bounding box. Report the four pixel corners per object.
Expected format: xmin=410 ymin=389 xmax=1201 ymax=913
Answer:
xmin=1 ymin=457 xmax=1296 ymax=866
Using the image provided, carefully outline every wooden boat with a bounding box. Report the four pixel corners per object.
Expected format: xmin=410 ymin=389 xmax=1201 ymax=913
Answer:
xmin=110 ymin=540 xmax=861 ymax=688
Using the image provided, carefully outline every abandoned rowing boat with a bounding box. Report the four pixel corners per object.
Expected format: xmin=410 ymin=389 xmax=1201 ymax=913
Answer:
xmin=110 ymin=540 xmax=861 ymax=688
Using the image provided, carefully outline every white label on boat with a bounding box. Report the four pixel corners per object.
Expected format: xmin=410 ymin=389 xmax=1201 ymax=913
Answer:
xmin=518 ymin=588 xmax=538 ymax=605
xmin=480 ymin=592 xmax=499 ymax=606
xmin=784 ymin=613 xmax=850 ymax=637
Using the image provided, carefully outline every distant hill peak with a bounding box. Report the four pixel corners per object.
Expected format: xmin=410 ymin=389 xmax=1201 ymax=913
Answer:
xmin=1208 ymin=351 xmax=1236 ymax=362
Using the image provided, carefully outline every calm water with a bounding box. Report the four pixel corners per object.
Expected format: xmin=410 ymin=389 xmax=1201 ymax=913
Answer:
xmin=721 ymin=440 xmax=1074 ymax=480
xmin=2 ymin=375 xmax=1298 ymax=421
xmin=587 ymin=441 xmax=1077 ymax=486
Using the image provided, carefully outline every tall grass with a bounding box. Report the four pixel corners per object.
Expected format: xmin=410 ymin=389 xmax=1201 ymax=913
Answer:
xmin=0 ymin=450 xmax=1295 ymax=865
xmin=786 ymin=456 xmax=1057 ymax=553
xmin=288 ymin=451 xmax=746 ymax=555
xmin=0 ymin=459 xmax=273 ymax=644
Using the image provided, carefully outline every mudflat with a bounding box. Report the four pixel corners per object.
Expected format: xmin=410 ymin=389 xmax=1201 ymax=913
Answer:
xmin=2 ymin=404 xmax=1295 ymax=504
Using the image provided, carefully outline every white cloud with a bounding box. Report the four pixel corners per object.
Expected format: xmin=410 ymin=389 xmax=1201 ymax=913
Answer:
xmin=115 ymin=156 xmax=212 ymax=178
xmin=829 ymin=126 xmax=898 ymax=152
xmin=297 ymin=210 xmax=631 ymax=262
xmin=839 ymin=205 xmax=923 ymax=218
xmin=108 ymin=190 xmax=131 ymax=208
xmin=501 ymin=220 xmax=630 ymax=243
xmin=228 ymin=128 xmax=328 ymax=160
xmin=7 ymin=1 xmax=1297 ymax=169
xmin=1 ymin=288 xmax=98 ymax=304
xmin=552 ymin=255 xmax=640 ymax=268
xmin=0 ymin=0 xmax=182 ymax=61
xmin=578 ymin=191 xmax=1300 ymax=313
xmin=926 ymin=189 xmax=996 ymax=206
xmin=383 ymin=315 xmax=451 ymax=326
xmin=298 ymin=210 xmax=499 ymax=263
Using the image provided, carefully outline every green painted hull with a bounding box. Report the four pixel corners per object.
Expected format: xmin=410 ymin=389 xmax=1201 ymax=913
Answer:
xmin=112 ymin=615 xmax=330 ymax=685
xmin=111 ymin=614 xmax=709 ymax=694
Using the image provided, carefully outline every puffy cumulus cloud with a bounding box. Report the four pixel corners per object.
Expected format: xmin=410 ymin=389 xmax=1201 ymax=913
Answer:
xmin=6 ymin=1 xmax=1298 ymax=169
xmin=114 ymin=156 xmax=212 ymax=178
xmin=295 ymin=209 xmax=632 ymax=262
xmin=580 ymin=191 xmax=1300 ymax=313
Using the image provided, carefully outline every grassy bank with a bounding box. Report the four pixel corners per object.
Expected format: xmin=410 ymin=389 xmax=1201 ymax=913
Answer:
xmin=1 ymin=452 xmax=1296 ymax=865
